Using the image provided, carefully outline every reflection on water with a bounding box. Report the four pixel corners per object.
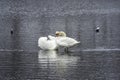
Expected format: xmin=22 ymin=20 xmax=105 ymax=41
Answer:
xmin=38 ymin=50 xmax=79 ymax=80
xmin=0 ymin=50 xmax=120 ymax=80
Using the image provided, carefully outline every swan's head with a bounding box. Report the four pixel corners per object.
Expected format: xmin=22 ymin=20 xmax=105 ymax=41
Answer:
xmin=55 ymin=31 xmax=60 ymax=37
xmin=55 ymin=31 xmax=66 ymax=37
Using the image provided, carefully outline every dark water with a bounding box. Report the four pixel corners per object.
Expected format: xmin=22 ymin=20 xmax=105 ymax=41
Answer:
xmin=0 ymin=50 xmax=119 ymax=80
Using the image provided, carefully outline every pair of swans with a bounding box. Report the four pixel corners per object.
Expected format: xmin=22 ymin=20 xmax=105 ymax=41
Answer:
xmin=38 ymin=31 xmax=80 ymax=51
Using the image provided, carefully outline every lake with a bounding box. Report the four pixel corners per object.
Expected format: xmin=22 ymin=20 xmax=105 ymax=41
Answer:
xmin=0 ymin=50 xmax=119 ymax=80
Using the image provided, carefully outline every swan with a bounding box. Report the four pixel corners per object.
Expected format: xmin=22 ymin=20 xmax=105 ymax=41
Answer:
xmin=38 ymin=36 xmax=58 ymax=50
xmin=55 ymin=31 xmax=80 ymax=51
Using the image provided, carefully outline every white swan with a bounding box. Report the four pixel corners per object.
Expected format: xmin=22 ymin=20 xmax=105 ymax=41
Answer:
xmin=55 ymin=31 xmax=80 ymax=51
xmin=38 ymin=31 xmax=80 ymax=51
xmin=38 ymin=36 xmax=58 ymax=50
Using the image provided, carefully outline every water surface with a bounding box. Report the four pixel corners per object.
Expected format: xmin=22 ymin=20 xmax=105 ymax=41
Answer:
xmin=0 ymin=50 xmax=119 ymax=80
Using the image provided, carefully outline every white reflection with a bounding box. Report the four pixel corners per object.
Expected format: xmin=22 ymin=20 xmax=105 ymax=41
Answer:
xmin=38 ymin=50 xmax=78 ymax=63
xmin=38 ymin=50 xmax=57 ymax=62
xmin=38 ymin=50 xmax=78 ymax=70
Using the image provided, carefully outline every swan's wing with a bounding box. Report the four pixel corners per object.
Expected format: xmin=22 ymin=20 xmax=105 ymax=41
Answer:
xmin=58 ymin=37 xmax=80 ymax=46
xmin=57 ymin=41 xmax=68 ymax=47
xmin=59 ymin=37 xmax=75 ymax=43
